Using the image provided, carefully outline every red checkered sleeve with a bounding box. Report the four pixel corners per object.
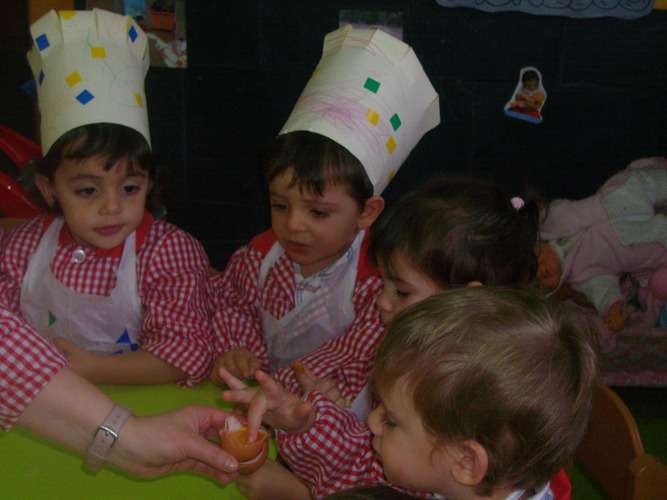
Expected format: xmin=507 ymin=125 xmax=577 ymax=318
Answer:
xmin=208 ymin=244 xmax=271 ymax=371
xmin=273 ymin=273 xmax=385 ymax=401
xmin=0 ymin=307 xmax=67 ymax=431
xmin=0 ymin=216 xmax=45 ymax=313
xmin=138 ymin=222 xmax=214 ymax=386
xmin=0 ymin=216 xmax=214 ymax=387
xmin=277 ymin=391 xmax=387 ymax=499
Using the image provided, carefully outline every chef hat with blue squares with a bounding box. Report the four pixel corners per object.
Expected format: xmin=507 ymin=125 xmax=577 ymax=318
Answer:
xmin=27 ymin=9 xmax=150 ymax=153
xmin=279 ymin=25 xmax=440 ymax=195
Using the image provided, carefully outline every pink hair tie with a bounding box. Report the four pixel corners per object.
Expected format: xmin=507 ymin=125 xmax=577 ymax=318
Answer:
xmin=511 ymin=197 xmax=525 ymax=210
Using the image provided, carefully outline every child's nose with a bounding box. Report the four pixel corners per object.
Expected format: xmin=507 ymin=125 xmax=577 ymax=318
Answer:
xmin=375 ymin=287 xmax=394 ymax=312
xmin=286 ymin=210 xmax=306 ymax=231
xmin=100 ymin=192 xmax=122 ymax=214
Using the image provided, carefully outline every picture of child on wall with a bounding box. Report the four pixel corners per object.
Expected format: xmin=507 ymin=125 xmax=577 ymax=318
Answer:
xmin=504 ymin=66 xmax=547 ymax=124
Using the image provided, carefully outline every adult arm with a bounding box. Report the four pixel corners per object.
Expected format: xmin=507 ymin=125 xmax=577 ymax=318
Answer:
xmin=17 ymin=366 xmax=240 ymax=482
xmin=2 ymin=309 xmax=239 ymax=481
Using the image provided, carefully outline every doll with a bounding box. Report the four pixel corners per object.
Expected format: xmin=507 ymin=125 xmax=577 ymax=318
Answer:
xmin=535 ymin=157 xmax=667 ymax=331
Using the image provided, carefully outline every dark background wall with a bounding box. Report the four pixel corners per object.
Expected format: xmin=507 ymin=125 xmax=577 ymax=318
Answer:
xmin=3 ymin=1 xmax=666 ymax=269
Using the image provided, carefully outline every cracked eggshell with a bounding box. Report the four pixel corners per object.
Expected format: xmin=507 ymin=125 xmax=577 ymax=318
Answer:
xmin=219 ymin=415 xmax=270 ymax=474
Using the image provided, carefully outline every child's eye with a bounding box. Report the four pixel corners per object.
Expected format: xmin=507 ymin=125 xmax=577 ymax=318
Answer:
xmin=393 ymin=289 xmax=410 ymax=298
xmin=75 ymin=187 xmax=97 ymax=197
xmin=310 ymin=209 xmax=329 ymax=218
xmin=122 ymin=185 xmax=141 ymax=195
xmin=381 ymin=411 xmax=396 ymax=428
xmin=270 ymin=203 xmax=287 ymax=211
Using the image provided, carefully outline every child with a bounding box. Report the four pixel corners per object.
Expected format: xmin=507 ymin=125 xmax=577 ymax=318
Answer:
xmin=369 ymin=174 xmax=540 ymax=326
xmin=535 ymin=157 xmax=667 ymax=332
xmin=221 ymin=287 xmax=599 ymax=500
xmin=0 ymin=9 xmax=213 ymax=385
xmin=224 ymin=175 xmax=559 ymax=500
xmin=208 ymin=24 xmax=440 ymax=410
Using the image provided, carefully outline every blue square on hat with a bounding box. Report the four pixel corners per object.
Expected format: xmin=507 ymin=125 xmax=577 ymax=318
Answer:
xmin=36 ymin=33 xmax=50 ymax=51
xmin=76 ymin=90 xmax=95 ymax=105
xmin=129 ymin=25 xmax=138 ymax=43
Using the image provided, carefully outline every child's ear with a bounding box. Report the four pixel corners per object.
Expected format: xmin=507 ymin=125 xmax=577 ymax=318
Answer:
xmin=35 ymin=174 xmax=56 ymax=207
xmin=357 ymin=196 xmax=385 ymax=230
xmin=451 ymin=440 xmax=489 ymax=487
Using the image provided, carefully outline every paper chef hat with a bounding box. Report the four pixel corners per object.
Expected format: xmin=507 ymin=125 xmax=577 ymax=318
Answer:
xmin=279 ymin=25 xmax=440 ymax=195
xmin=27 ymin=9 xmax=150 ymax=154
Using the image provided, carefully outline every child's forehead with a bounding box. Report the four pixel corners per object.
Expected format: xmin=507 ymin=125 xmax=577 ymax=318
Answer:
xmin=60 ymin=155 xmax=147 ymax=177
xmin=271 ymin=171 xmax=354 ymax=200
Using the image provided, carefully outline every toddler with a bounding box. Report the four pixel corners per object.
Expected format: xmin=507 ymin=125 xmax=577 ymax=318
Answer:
xmin=369 ymin=174 xmax=539 ymax=326
xmin=207 ymin=24 xmax=440 ymax=410
xmin=222 ymin=287 xmax=599 ymax=499
xmin=0 ymin=9 xmax=212 ymax=385
xmin=535 ymin=157 xmax=667 ymax=331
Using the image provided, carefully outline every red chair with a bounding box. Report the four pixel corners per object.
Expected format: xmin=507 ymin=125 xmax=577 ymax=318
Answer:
xmin=0 ymin=125 xmax=44 ymax=217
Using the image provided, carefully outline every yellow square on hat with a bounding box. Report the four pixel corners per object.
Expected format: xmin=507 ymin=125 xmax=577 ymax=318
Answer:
xmin=27 ymin=9 xmax=151 ymax=153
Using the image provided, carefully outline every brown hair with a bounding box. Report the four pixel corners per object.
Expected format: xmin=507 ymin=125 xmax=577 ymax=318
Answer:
xmin=373 ymin=287 xmax=599 ymax=495
xmin=33 ymin=123 xmax=161 ymax=213
xmin=369 ymin=175 xmax=540 ymax=287
xmin=265 ymin=131 xmax=373 ymax=208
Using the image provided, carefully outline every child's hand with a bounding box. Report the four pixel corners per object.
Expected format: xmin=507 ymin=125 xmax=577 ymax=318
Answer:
xmin=52 ymin=338 xmax=98 ymax=378
xmin=210 ymin=348 xmax=261 ymax=385
xmin=219 ymin=368 xmax=314 ymax=440
xmin=291 ymin=360 xmax=348 ymax=409
xmin=605 ymin=303 xmax=625 ymax=331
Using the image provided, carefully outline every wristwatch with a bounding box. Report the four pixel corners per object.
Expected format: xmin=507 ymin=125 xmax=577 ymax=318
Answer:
xmin=85 ymin=404 xmax=133 ymax=473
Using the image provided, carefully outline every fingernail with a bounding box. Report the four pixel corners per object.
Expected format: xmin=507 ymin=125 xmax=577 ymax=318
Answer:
xmin=292 ymin=360 xmax=305 ymax=374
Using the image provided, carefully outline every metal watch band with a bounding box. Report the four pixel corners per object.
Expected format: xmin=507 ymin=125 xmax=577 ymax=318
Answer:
xmin=85 ymin=404 xmax=133 ymax=473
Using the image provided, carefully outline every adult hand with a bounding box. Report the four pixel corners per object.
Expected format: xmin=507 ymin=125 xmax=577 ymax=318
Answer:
xmin=111 ymin=405 xmax=240 ymax=483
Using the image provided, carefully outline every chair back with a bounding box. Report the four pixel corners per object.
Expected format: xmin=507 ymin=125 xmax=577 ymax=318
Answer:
xmin=575 ymin=381 xmax=667 ymax=500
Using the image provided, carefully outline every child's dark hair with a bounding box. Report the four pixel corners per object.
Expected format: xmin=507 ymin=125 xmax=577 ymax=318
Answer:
xmin=369 ymin=175 xmax=540 ymax=287
xmin=34 ymin=123 xmax=161 ymax=212
xmin=373 ymin=287 xmax=599 ymax=495
xmin=265 ymin=131 xmax=373 ymax=208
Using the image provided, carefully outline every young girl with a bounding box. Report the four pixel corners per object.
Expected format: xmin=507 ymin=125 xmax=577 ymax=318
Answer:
xmin=370 ymin=174 xmax=539 ymax=326
xmin=0 ymin=9 xmax=213 ymax=386
xmin=221 ymin=287 xmax=597 ymax=500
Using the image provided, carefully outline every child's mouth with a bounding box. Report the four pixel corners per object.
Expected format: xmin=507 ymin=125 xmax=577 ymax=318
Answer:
xmin=286 ymin=241 xmax=309 ymax=254
xmin=95 ymin=225 xmax=123 ymax=236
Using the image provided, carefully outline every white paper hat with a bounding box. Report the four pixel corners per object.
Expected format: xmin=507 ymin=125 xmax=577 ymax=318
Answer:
xmin=27 ymin=9 xmax=150 ymax=154
xmin=279 ymin=25 xmax=440 ymax=194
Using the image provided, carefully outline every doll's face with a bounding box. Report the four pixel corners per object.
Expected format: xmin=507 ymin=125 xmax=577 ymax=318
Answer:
xmin=534 ymin=242 xmax=562 ymax=294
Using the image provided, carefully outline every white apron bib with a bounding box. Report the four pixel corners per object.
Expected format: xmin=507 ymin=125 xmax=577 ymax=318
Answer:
xmin=20 ymin=217 xmax=143 ymax=355
xmin=259 ymin=231 xmax=364 ymax=372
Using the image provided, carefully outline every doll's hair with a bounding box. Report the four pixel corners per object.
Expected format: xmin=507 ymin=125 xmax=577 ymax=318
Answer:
xmin=369 ymin=175 xmax=540 ymax=287
xmin=33 ymin=123 xmax=161 ymax=213
xmin=373 ymin=287 xmax=599 ymax=496
xmin=265 ymin=131 xmax=374 ymax=208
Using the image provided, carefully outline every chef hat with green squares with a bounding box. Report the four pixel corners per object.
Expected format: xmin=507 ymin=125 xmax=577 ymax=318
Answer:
xmin=279 ymin=24 xmax=440 ymax=195
xmin=27 ymin=9 xmax=150 ymax=153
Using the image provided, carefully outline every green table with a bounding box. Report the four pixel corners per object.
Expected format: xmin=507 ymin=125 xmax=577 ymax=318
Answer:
xmin=0 ymin=380 xmax=274 ymax=499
